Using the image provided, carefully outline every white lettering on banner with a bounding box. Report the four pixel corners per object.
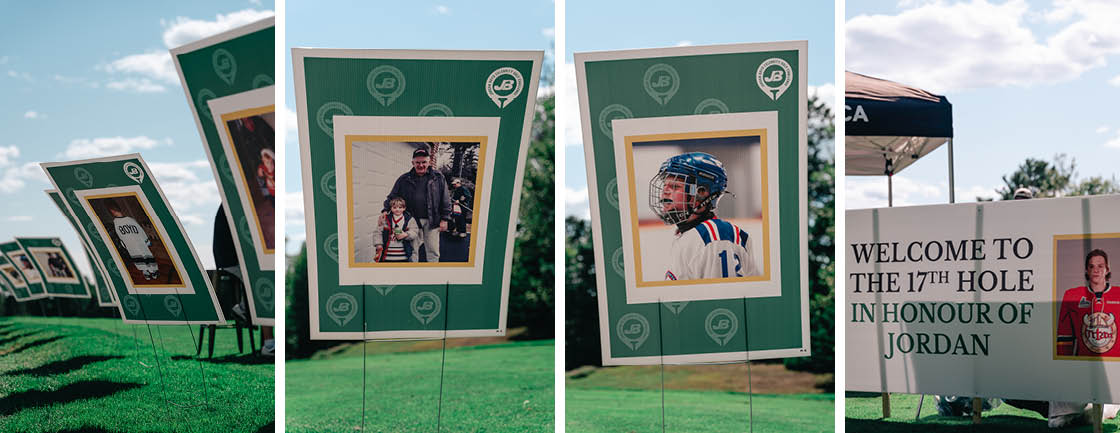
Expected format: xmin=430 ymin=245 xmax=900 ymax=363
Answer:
xmin=845 ymin=104 xmax=869 ymax=122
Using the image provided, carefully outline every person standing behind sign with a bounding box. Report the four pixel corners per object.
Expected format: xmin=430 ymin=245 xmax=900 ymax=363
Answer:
xmin=381 ymin=147 xmax=451 ymax=262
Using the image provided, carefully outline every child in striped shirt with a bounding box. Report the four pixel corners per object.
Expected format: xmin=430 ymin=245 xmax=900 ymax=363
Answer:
xmin=374 ymin=197 xmax=420 ymax=262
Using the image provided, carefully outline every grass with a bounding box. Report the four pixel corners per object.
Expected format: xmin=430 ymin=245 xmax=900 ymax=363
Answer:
xmin=285 ymin=339 xmax=554 ymax=433
xmin=846 ymin=392 xmax=1120 ymax=432
xmin=566 ymin=363 xmax=834 ymax=432
xmin=0 ymin=316 xmax=274 ymax=433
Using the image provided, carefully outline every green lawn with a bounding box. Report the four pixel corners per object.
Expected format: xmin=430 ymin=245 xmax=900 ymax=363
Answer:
xmin=0 ymin=316 xmax=274 ymax=433
xmin=285 ymin=340 xmax=555 ymax=433
xmin=846 ymin=392 xmax=1119 ymax=432
xmin=566 ymin=389 xmax=833 ymax=432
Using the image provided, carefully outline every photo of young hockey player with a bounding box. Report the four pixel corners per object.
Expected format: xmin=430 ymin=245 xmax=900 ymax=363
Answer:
xmin=224 ymin=110 xmax=276 ymax=253
xmin=87 ymin=194 xmax=184 ymax=287
xmin=28 ymin=247 xmax=79 ymax=284
xmin=631 ymin=133 xmax=769 ymax=284
xmin=7 ymin=251 xmax=43 ymax=285
xmin=347 ymin=139 xmax=483 ymax=265
xmin=1055 ymin=236 xmax=1120 ymax=360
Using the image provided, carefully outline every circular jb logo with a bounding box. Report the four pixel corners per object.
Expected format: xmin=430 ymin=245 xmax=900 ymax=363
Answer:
xmin=616 ymin=312 xmax=650 ymax=351
xmin=323 ymin=233 xmax=339 ymax=263
xmin=705 ymin=308 xmax=739 ymax=347
xmin=694 ymin=98 xmax=730 ymax=115
xmin=367 ymin=65 xmax=405 ymax=107
xmin=320 ymin=170 xmax=337 ymax=201
xmin=163 ymin=295 xmax=182 ymax=318
xmin=325 ymin=292 xmax=358 ymax=327
xmin=212 ymin=48 xmax=237 ymax=86
xmin=74 ymin=168 xmax=94 ymax=187
xmin=643 ymin=63 xmax=679 ymax=106
xmin=486 ymin=67 xmax=524 ymax=109
xmin=419 ymin=103 xmax=454 ymax=117
xmin=597 ymin=104 xmax=633 ymax=140
xmin=255 ymin=278 xmax=274 ymax=311
xmin=123 ymin=162 xmax=144 ymax=184
xmin=1083 ymin=312 xmax=1117 ymax=353
xmin=123 ymin=296 xmax=141 ymax=316
xmin=756 ymin=58 xmax=793 ymax=101
xmin=410 ymin=291 xmax=442 ymax=325
xmin=316 ymin=102 xmax=353 ymax=139
xmin=196 ymin=89 xmax=217 ymax=121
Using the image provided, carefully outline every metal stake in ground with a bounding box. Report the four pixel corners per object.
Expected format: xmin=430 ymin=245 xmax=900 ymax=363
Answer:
xmin=436 ymin=281 xmax=450 ymax=433
xmin=741 ymin=297 xmax=753 ymax=433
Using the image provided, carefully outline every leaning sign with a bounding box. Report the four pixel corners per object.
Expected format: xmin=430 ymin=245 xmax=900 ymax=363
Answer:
xmin=47 ymin=189 xmax=117 ymax=307
xmin=42 ymin=154 xmax=225 ymax=324
xmin=16 ymin=237 xmax=90 ymax=299
xmin=576 ymin=41 xmax=809 ymax=365
xmin=294 ymin=48 xmax=542 ymax=339
xmin=171 ymin=16 xmax=275 ymax=326
xmin=847 ymin=195 xmax=1120 ymax=402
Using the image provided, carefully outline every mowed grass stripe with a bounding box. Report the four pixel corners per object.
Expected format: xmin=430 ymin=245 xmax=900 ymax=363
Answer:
xmin=0 ymin=317 xmax=273 ymax=433
xmin=285 ymin=340 xmax=554 ymax=433
xmin=846 ymin=392 xmax=1119 ymax=432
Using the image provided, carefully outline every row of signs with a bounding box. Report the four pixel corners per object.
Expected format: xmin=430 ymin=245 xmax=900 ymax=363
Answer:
xmin=2 ymin=18 xmax=277 ymax=327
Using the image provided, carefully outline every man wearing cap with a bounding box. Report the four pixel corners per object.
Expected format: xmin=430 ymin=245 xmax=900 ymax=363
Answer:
xmin=382 ymin=147 xmax=452 ymax=262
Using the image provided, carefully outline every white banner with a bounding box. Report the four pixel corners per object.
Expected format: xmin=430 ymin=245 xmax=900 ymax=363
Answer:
xmin=847 ymin=194 xmax=1120 ymax=402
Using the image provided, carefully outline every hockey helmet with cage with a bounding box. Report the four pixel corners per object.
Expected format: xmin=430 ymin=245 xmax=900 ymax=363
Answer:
xmin=649 ymin=152 xmax=728 ymax=225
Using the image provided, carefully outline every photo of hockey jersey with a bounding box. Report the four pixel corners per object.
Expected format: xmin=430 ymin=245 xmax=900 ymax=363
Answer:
xmin=114 ymin=215 xmax=160 ymax=280
xmin=1058 ymin=285 xmax=1120 ymax=357
xmin=665 ymin=218 xmax=761 ymax=281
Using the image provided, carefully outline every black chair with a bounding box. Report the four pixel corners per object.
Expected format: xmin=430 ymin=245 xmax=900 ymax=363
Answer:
xmin=195 ymin=269 xmax=259 ymax=358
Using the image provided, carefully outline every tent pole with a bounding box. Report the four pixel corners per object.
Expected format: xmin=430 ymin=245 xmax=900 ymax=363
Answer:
xmin=947 ymin=138 xmax=956 ymax=204
xmin=888 ymin=174 xmax=893 ymax=208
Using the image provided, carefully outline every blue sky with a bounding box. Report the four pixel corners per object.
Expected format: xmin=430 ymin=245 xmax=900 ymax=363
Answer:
xmin=846 ymin=0 xmax=1120 ymax=208
xmin=284 ymin=0 xmax=555 ymax=254
xmin=563 ymin=1 xmax=837 ymax=219
xmin=0 ymin=2 xmax=274 ymax=275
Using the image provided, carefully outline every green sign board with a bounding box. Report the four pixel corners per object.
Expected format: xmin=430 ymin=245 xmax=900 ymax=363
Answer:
xmin=47 ymin=189 xmax=117 ymax=307
xmin=0 ymin=241 xmax=48 ymax=300
xmin=15 ymin=237 xmax=90 ymax=298
xmin=171 ymin=17 xmax=275 ymax=326
xmin=0 ymin=254 xmax=34 ymax=301
xmin=294 ymin=48 xmax=542 ymax=339
xmin=575 ymin=42 xmax=810 ymax=364
xmin=42 ymin=154 xmax=225 ymax=324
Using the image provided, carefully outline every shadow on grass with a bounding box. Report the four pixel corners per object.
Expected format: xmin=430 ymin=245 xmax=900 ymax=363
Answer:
xmin=4 ymin=355 xmax=124 ymax=377
xmin=254 ymin=421 xmax=275 ymax=433
xmin=0 ymin=380 xmax=144 ymax=416
xmin=170 ymin=353 xmax=272 ymax=365
xmin=50 ymin=426 xmax=151 ymax=433
xmin=847 ymin=416 xmax=1119 ymax=433
xmin=0 ymin=335 xmax=66 ymax=356
xmin=0 ymin=330 xmax=42 ymax=347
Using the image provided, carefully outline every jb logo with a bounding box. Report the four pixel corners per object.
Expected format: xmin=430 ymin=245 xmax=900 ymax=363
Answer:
xmin=212 ymin=48 xmax=237 ymax=86
xmin=320 ymin=170 xmax=337 ymax=201
xmin=367 ymin=65 xmax=405 ymax=106
xmin=486 ymin=67 xmax=524 ymax=108
xmin=410 ymin=291 xmax=442 ymax=325
xmin=419 ymin=103 xmax=454 ymax=117
xmin=611 ymin=247 xmax=625 ymax=277
xmin=642 ymin=64 xmax=679 ymax=106
xmin=316 ymin=102 xmax=354 ymax=138
xmin=756 ymin=58 xmax=793 ymax=101
xmin=255 ymin=278 xmax=274 ymax=311
xmin=123 ymin=296 xmax=141 ymax=316
xmin=252 ymin=74 xmax=273 ymax=89
xmin=74 ymin=168 xmax=93 ymax=187
xmin=325 ymin=292 xmax=358 ymax=327
xmin=164 ymin=295 xmax=182 ymax=317
xmin=694 ymin=98 xmax=730 ymax=115
xmin=705 ymin=308 xmax=739 ymax=346
xmin=604 ymin=178 xmax=619 ymax=210
xmin=616 ymin=312 xmax=650 ymax=351
xmin=197 ymin=89 xmax=217 ymax=120
xmin=323 ymin=233 xmax=339 ymax=263
xmin=123 ymin=162 xmax=144 ymax=184
xmin=597 ymin=104 xmax=633 ymax=139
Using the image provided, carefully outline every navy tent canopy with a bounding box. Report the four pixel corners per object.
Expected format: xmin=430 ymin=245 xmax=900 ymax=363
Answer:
xmin=845 ymin=71 xmax=956 ymax=204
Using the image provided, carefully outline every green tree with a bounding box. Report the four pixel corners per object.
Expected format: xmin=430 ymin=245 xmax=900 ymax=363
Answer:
xmin=509 ymin=94 xmax=556 ymax=339
xmin=565 ymin=216 xmax=598 ymax=369
xmin=991 ymin=154 xmax=1119 ymax=200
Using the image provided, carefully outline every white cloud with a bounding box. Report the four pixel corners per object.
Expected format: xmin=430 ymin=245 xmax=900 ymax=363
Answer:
xmin=1106 ymin=131 xmax=1120 ymax=148
xmin=149 ymin=160 xmax=210 ymax=182
xmin=7 ymin=69 xmax=33 ymax=82
xmin=434 ymin=5 xmax=451 ymax=15
xmin=6 ymin=215 xmax=32 ymax=222
xmin=809 ymin=83 xmax=835 ymax=109
xmin=675 ymin=40 xmax=694 ymax=47
xmin=179 ymin=213 xmax=205 ymax=226
xmin=63 ymin=136 xmax=169 ymax=159
xmin=286 ymin=190 xmax=304 ymax=226
xmin=101 ymin=51 xmax=176 ymax=84
xmin=161 ymin=179 xmax=219 ymax=212
xmin=542 ymin=27 xmax=555 ymax=38
xmin=0 ymin=146 xmax=19 ymax=167
xmin=565 ymin=186 xmax=590 ymax=220
xmin=847 ymin=0 xmax=1120 ymax=93
xmin=106 ymin=78 xmax=166 ymax=93
xmin=847 ymin=176 xmax=997 ymax=208
xmin=284 ymin=106 xmax=299 ymax=137
xmin=1097 ymin=126 xmax=1110 ymax=134
xmin=23 ymin=111 xmax=44 ymax=119
xmin=0 ymin=162 xmax=47 ymax=194
xmin=560 ymin=62 xmax=582 ymax=148
xmin=160 ymin=9 xmax=274 ymax=48
xmin=101 ymin=9 xmax=272 ymax=91
xmin=53 ymin=74 xmax=99 ymax=88
xmin=1110 ymin=74 xmax=1120 ymax=87
xmin=249 ymin=0 xmax=262 ymax=5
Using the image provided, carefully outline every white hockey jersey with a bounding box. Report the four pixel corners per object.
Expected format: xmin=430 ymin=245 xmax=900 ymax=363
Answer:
xmin=114 ymin=216 xmax=154 ymax=259
xmin=665 ymin=218 xmax=761 ymax=281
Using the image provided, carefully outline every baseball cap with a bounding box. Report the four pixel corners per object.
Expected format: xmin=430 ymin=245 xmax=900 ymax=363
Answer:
xmin=413 ymin=148 xmax=430 ymax=158
xmin=1013 ymin=187 xmax=1033 ymax=200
